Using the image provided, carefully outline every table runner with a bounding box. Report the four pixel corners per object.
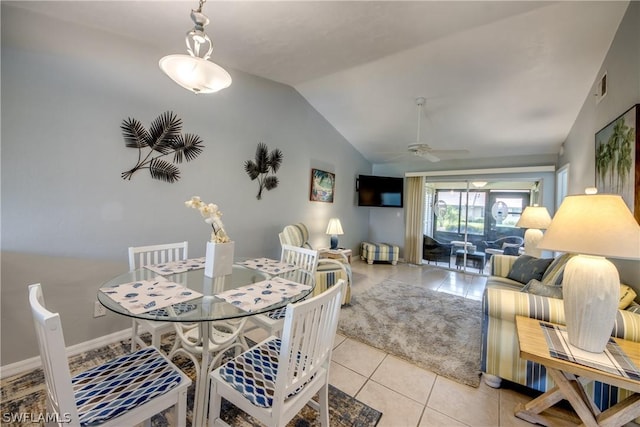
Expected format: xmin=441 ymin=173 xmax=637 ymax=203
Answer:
xmin=540 ymin=322 xmax=640 ymax=380
xmin=215 ymin=277 xmax=311 ymax=313
xmin=100 ymin=276 xmax=202 ymax=315
xmin=236 ymin=258 xmax=299 ymax=275
xmin=144 ymin=257 xmax=206 ymax=275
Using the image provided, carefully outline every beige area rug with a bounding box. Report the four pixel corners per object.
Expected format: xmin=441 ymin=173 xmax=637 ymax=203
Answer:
xmin=1 ymin=336 xmax=381 ymax=427
xmin=338 ymin=279 xmax=483 ymax=387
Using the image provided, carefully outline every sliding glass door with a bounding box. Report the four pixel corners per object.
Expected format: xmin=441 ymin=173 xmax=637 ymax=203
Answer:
xmin=434 ymin=190 xmax=486 ymax=237
xmin=423 ymin=180 xmax=531 ymax=274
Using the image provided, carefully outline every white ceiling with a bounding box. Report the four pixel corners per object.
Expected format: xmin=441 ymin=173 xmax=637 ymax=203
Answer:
xmin=7 ymin=1 xmax=630 ymax=165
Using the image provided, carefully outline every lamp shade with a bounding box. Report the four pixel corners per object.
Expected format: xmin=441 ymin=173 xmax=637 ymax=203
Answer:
xmin=515 ymin=206 xmax=552 ymax=229
xmin=326 ymin=218 xmax=344 ymax=235
xmin=159 ymin=55 xmax=232 ymax=94
xmin=537 ymin=194 xmax=640 ymax=260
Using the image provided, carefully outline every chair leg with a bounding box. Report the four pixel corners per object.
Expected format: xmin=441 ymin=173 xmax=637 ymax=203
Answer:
xmin=208 ymin=379 xmax=226 ymax=427
xmin=177 ymin=385 xmax=188 ymax=427
xmin=318 ymin=383 xmax=330 ymax=427
xmin=151 ymin=330 xmax=162 ymax=350
xmin=131 ymin=319 xmax=138 ymax=352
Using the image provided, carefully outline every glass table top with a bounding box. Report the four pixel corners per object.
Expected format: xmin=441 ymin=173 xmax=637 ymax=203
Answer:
xmin=98 ymin=264 xmax=313 ymax=322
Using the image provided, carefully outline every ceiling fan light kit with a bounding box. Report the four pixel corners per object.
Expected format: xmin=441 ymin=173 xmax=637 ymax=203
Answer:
xmin=159 ymin=0 xmax=232 ymax=94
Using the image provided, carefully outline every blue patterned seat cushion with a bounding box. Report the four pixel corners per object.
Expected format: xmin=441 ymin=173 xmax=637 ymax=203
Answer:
xmin=146 ymin=302 xmax=197 ymax=317
xmin=267 ymin=307 xmax=287 ymax=320
xmin=218 ymin=338 xmax=310 ymax=408
xmin=72 ymin=347 xmax=184 ymax=425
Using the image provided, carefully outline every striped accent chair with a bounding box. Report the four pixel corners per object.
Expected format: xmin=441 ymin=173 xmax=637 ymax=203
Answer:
xmin=360 ymin=242 xmax=399 ymax=265
xmin=482 ymin=255 xmax=640 ymax=415
xmin=279 ymin=223 xmax=351 ymax=304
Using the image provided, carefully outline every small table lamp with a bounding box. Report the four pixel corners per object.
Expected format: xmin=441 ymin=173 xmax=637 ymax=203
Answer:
xmin=326 ymin=218 xmax=344 ymax=250
xmin=515 ymin=206 xmax=552 ymax=258
xmin=537 ymin=194 xmax=640 ymax=353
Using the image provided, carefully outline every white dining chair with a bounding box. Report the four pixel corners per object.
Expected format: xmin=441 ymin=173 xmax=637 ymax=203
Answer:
xmin=278 ymin=223 xmax=353 ymax=304
xmin=208 ymin=279 xmax=345 ymax=427
xmin=29 ymin=283 xmax=191 ymax=427
xmin=128 ymin=241 xmax=189 ymax=352
xmin=250 ymin=245 xmax=318 ymax=336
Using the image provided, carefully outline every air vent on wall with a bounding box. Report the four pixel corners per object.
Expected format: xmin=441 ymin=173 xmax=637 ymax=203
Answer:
xmin=595 ymin=71 xmax=607 ymax=104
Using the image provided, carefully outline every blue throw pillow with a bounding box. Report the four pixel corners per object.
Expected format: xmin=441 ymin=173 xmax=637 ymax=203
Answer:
xmin=506 ymin=255 xmax=554 ymax=284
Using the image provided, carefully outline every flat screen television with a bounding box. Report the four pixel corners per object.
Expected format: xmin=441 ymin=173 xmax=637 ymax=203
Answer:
xmin=357 ymin=175 xmax=404 ymax=207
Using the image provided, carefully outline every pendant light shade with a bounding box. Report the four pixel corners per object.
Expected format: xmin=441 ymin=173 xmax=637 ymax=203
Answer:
xmin=159 ymin=0 xmax=231 ymax=94
xmin=159 ymin=55 xmax=231 ymax=94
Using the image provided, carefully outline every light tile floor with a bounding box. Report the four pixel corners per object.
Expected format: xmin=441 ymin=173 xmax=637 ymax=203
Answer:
xmin=247 ymin=258 xmax=538 ymax=427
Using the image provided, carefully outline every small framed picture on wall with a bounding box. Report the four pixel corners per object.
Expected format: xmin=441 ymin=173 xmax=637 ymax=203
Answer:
xmin=310 ymin=169 xmax=335 ymax=203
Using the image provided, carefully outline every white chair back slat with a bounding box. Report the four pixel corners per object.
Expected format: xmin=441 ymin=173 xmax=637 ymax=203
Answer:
xmin=29 ymin=284 xmax=81 ymax=424
xmin=127 ymin=241 xmax=189 ymax=352
xmin=273 ymin=280 xmax=344 ymax=412
xmin=128 ymin=241 xmax=189 ymax=271
xmin=280 ymin=244 xmax=319 ymax=275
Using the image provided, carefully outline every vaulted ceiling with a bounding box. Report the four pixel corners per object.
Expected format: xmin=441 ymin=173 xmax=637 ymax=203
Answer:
xmin=7 ymin=1 xmax=629 ymax=166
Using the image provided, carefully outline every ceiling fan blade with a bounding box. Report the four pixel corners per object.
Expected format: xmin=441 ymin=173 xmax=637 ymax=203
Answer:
xmin=418 ymin=151 xmax=440 ymax=162
xmin=430 ymin=149 xmax=470 ymax=156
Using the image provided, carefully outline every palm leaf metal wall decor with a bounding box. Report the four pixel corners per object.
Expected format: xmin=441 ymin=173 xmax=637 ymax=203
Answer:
xmin=244 ymin=142 xmax=283 ymax=199
xmin=120 ymin=111 xmax=204 ymax=183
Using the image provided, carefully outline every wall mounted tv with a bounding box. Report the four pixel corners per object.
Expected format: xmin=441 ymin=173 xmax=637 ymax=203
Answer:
xmin=357 ymin=175 xmax=404 ymax=208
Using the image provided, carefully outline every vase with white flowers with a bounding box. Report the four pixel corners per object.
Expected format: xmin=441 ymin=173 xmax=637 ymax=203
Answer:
xmin=185 ymin=196 xmax=234 ymax=277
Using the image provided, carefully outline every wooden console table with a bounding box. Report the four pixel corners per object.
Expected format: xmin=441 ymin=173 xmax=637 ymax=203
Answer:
xmin=514 ymin=315 xmax=640 ymax=426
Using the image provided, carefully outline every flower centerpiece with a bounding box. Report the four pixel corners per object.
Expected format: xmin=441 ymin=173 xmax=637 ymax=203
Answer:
xmin=185 ymin=196 xmax=234 ymax=277
xmin=185 ymin=196 xmax=231 ymax=243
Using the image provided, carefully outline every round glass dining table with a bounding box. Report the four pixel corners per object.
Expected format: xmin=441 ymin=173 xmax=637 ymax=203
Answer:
xmin=98 ymin=264 xmax=314 ymax=322
xmin=98 ymin=264 xmax=313 ymax=426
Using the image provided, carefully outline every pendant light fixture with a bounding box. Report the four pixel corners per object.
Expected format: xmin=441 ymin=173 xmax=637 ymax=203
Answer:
xmin=159 ymin=0 xmax=232 ymax=94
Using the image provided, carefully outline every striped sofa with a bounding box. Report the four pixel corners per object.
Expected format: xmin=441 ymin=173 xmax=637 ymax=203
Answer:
xmin=482 ymin=254 xmax=640 ymax=415
xmin=360 ymin=242 xmax=399 ymax=265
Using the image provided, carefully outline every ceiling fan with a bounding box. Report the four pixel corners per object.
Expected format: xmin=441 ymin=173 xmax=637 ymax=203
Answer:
xmin=407 ymin=97 xmax=468 ymax=162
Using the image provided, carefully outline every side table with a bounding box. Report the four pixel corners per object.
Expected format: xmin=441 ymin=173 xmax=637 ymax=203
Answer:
xmin=319 ymin=248 xmax=352 ymax=263
xmin=514 ymin=315 xmax=640 ymax=426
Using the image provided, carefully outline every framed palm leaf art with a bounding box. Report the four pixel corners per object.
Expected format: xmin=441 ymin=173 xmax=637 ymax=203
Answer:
xmin=310 ymin=169 xmax=335 ymax=203
xmin=595 ymin=104 xmax=639 ymax=223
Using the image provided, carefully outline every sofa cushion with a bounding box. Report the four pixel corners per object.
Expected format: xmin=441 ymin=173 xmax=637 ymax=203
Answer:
xmin=506 ymin=255 xmax=554 ymax=284
xmin=540 ymin=253 xmax=574 ymax=286
xmin=626 ymin=302 xmax=640 ymax=315
xmin=620 ymin=284 xmax=637 ymax=309
xmin=521 ymin=279 xmax=563 ymax=299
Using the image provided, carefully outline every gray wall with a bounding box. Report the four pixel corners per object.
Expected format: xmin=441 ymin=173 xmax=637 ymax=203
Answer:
xmin=1 ymin=5 xmax=371 ymax=365
xmin=559 ymin=1 xmax=639 ymax=288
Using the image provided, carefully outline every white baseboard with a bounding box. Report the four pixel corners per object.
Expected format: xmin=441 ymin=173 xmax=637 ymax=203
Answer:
xmin=0 ymin=329 xmax=131 ymax=379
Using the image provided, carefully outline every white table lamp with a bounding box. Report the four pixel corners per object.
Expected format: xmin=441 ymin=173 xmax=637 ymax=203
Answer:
xmin=326 ymin=218 xmax=344 ymax=250
xmin=516 ymin=206 xmax=552 ymax=258
xmin=537 ymin=194 xmax=640 ymax=353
